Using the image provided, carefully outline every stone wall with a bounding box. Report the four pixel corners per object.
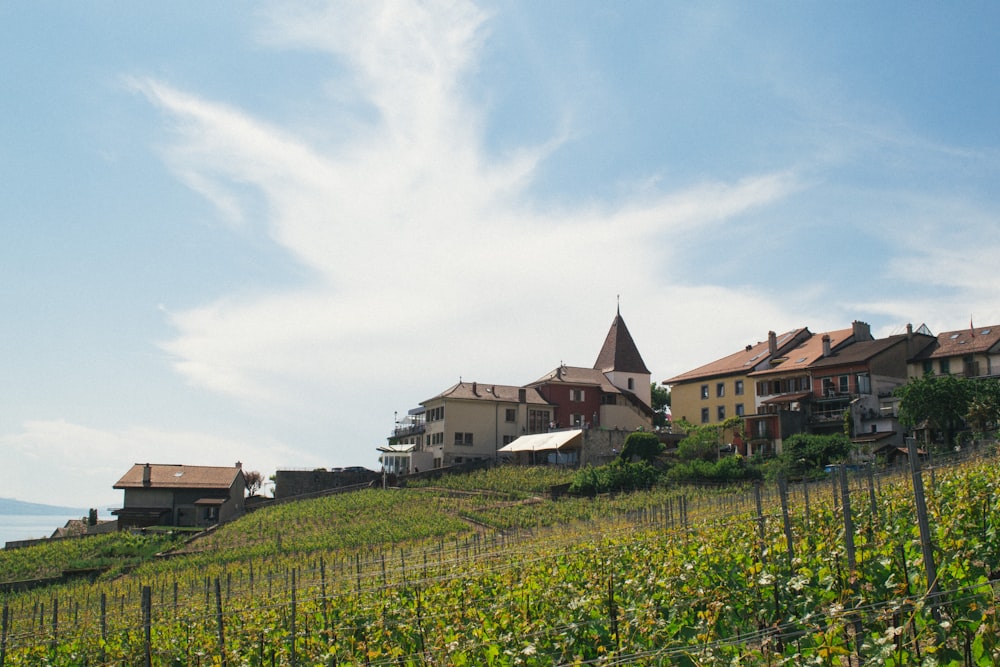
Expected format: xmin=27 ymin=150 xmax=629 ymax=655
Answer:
xmin=274 ymin=469 xmax=380 ymax=499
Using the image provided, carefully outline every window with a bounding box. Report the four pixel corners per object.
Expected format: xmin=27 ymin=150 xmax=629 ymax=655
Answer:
xmin=528 ymin=410 xmax=549 ymax=433
xmin=454 ymin=432 xmax=473 ymax=446
xmin=716 ymin=382 xmax=725 ymax=398
xmin=502 ymin=435 xmax=516 ymax=445
xmin=427 ymin=406 xmax=444 ymax=422
xmin=717 ymin=405 xmax=726 ymax=421
xmin=735 ymin=403 xmax=745 ymax=417
xmin=570 ymin=389 xmax=586 ymax=402
xmin=856 ymin=373 xmax=871 ymax=395
xmin=838 ymin=375 xmax=849 ymax=393
xmin=700 ymin=408 xmax=710 ymax=423
xmin=570 ymin=414 xmax=584 ymax=426
xmin=800 ymin=377 xmax=811 ymax=392
xmin=505 ymin=408 xmax=516 ymax=422
xmin=701 ymin=385 xmax=709 ymax=399
xmin=601 ymin=394 xmax=617 ymax=406
xmin=940 ymin=359 xmax=951 ymax=374
xmin=735 ymin=380 xmax=744 ymax=396
xmin=627 ymin=378 xmax=635 ymax=390
xmin=923 ymin=360 xmax=934 ymax=375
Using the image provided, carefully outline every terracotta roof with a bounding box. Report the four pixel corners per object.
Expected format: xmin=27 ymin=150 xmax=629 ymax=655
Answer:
xmin=424 ymin=382 xmax=552 ymax=405
xmin=114 ymin=464 xmax=243 ymax=490
xmin=663 ymin=328 xmax=807 ymax=384
xmin=910 ymin=324 xmax=1000 ymax=360
xmin=528 ymin=366 xmax=620 ymax=393
xmin=750 ymin=328 xmax=854 ymax=378
xmin=594 ymin=311 xmax=650 ymax=374
xmin=809 ymin=333 xmax=934 ymax=370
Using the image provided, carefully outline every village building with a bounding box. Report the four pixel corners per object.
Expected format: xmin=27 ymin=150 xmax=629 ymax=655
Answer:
xmin=380 ymin=309 xmax=653 ymax=474
xmin=907 ymin=323 xmax=1000 ymax=380
xmin=112 ymin=463 xmax=246 ymax=530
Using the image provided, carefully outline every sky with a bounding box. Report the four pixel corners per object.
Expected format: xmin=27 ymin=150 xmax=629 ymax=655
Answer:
xmin=2 ymin=1 xmax=999 ymax=511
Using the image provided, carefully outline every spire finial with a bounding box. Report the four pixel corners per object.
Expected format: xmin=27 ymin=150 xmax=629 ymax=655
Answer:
xmin=616 ymin=293 xmax=620 ymax=315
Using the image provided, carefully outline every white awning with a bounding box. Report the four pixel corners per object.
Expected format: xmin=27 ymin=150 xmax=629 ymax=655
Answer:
xmin=498 ymin=429 xmax=583 ymax=453
xmin=377 ymin=444 xmax=416 ymax=453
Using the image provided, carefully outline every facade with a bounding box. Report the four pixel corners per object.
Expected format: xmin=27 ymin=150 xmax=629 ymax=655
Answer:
xmin=800 ymin=326 xmax=936 ymax=455
xmin=664 ymin=328 xmax=810 ymax=436
xmin=744 ymin=326 xmax=860 ymax=455
xmin=112 ymin=463 xmax=246 ymax=530
xmin=907 ymin=324 xmax=1000 ymax=380
xmin=381 ymin=310 xmax=653 ymax=472
xmin=419 ymin=382 xmax=554 ymax=469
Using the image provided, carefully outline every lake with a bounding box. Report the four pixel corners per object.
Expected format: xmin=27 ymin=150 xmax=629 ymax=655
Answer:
xmin=0 ymin=513 xmax=87 ymax=548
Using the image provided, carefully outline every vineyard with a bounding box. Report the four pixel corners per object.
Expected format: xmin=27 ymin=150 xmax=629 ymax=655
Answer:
xmin=2 ymin=453 xmax=1000 ymax=665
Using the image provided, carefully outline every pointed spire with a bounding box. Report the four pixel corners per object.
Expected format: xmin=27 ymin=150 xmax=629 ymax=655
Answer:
xmin=594 ymin=309 xmax=650 ymax=374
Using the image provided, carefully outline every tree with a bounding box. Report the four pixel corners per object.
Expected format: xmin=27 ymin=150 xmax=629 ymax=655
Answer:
xmin=966 ymin=378 xmax=1000 ymax=438
xmin=619 ymin=431 xmax=664 ymax=463
xmin=782 ymin=433 xmax=851 ymax=471
xmin=651 ymin=383 xmax=671 ymax=428
xmin=244 ymin=470 xmax=266 ymax=497
xmin=895 ymin=374 xmax=975 ymax=446
xmin=674 ymin=416 xmax=745 ymax=462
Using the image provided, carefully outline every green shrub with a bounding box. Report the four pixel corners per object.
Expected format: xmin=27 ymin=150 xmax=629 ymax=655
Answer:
xmin=568 ymin=461 xmax=660 ymax=495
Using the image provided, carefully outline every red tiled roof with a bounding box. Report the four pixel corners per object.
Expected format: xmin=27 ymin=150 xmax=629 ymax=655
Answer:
xmin=663 ymin=328 xmax=807 ymax=384
xmin=750 ymin=328 xmax=854 ymax=378
xmin=114 ymin=464 xmax=243 ymax=490
xmin=424 ymin=382 xmax=552 ymax=405
xmin=911 ymin=324 xmax=1000 ymax=360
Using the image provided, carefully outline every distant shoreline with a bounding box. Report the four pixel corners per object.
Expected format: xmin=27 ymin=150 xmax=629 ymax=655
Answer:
xmin=0 ymin=498 xmax=88 ymax=517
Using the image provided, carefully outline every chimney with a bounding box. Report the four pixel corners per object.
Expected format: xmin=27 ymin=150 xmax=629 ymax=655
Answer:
xmin=822 ymin=334 xmax=832 ymax=357
xmin=768 ymin=331 xmax=777 ymax=356
xmin=88 ymin=508 xmax=98 ymax=526
xmin=472 ymin=381 xmax=478 ymax=396
xmin=518 ymin=388 xmax=526 ymax=403
xmin=235 ymin=461 xmax=242 ymax=469
xmin=852 ymin=320 xmax=872 ymax=341
xmin=142 ymin=463 xmax=151 ymax=487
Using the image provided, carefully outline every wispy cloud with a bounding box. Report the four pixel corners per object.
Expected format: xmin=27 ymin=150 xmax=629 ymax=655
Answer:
xmin=131 ymin=2 xmax=799 ymax=405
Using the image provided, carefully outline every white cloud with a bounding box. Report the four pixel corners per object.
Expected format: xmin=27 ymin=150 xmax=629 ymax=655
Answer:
xmin=131 ymin=2 xmax=801 ymax=413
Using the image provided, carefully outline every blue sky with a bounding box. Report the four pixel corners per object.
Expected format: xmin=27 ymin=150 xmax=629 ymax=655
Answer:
xmin=2 ymin=1 xmax=999 ymax=509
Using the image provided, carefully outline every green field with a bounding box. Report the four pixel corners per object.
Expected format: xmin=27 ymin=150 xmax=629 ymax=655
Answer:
xmin=1 ymin=456 xmax=999 ymax=665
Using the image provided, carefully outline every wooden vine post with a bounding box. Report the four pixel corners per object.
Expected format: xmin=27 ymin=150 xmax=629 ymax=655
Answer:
xmin=142 ymin=585 xmax=152 ymax=667
xmin=1 ymin=601 xmax=8 ymax=667
xmin=778 ymin=475 xmax=795 ymax=566
xmin=215 ymin=577 xmax=227 ymax=667
xmin=907 ymin=436 xmax=940 ymax=619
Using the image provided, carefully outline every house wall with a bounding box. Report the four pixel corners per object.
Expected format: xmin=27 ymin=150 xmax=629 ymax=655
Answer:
xmin=535 ymin=384 xmax=602 ymax=429
xmin=669 ymin=374 xmax=751 ymax=428
xmin=123 ymin=488 xmax=173 ymax=509
xmin=603 ymin=370 xmax=652 ymax=407
xmin=599 ymin=402 xmax=652 ymax=431
xmin=432 ymin=398 xmax=526 ymax=465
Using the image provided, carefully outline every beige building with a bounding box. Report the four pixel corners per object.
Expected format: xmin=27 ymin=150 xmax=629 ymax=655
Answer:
xmin=664 ymin=328 xmax=809 ymax=431
xmin=907 ymin=323 xmax=1000 ymax=379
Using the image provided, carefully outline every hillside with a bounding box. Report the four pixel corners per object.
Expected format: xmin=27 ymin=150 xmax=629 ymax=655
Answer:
xmin=0 ymin=497 xmax=86 ymax=516
xmin=1 ymin=457 xmax=999 ymax=665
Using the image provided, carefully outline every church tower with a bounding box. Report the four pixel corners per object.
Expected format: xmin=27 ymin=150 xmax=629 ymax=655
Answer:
xmin=594 ymin=307 xmax=652 ymax=408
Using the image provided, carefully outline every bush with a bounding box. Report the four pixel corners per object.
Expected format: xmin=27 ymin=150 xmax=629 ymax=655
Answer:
xmin=665 ymin=455 xmax=762 ymax=484
xmin=568 ymin=461 xmax=661 ymax=495
xmin=619 ymin=431 xmax=664 ymax=463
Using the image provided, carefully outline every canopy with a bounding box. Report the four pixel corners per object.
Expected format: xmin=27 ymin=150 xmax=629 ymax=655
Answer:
xmin=498 ymin=429 xmax=583 ymax=453
xmin=377 ymin=444 xmax=416 ymax=453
